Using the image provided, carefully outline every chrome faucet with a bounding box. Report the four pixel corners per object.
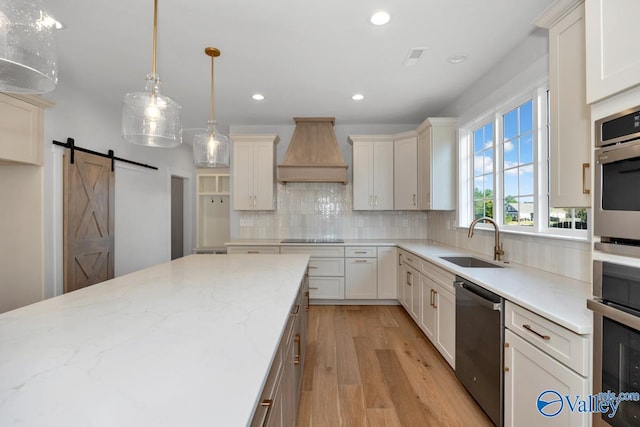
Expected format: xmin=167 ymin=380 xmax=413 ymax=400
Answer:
xmin=468 ymin=216 xmax=504 ymax=261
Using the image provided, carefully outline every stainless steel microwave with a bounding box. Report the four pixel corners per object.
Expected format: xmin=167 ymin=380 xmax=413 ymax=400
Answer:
xmin=594 ymin=106 xmax=640 ymax=248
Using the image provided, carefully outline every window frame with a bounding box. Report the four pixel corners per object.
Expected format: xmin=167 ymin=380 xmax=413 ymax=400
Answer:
xmin=457 ymin=83 xmax=588 ymax=240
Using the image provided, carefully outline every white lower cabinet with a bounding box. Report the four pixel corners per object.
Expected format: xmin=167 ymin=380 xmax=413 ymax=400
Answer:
xmin=345 ymin=257 xmax=378 ymax=299
xmin=504 ymin=301 xmax=589 ymax=427
xmin=418 ymin=263 xmax=456 ymax=368
xmin=377 ymin=246 xmax=397 ymax=299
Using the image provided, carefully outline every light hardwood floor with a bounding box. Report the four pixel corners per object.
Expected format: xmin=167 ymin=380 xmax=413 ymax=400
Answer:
xmin=296 ymin=305 xmax=493 ymax=427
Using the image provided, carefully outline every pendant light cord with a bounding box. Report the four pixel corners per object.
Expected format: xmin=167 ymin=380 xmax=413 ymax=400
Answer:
xmin=152 ymin=0 xmax=158 ymax=78
xmin=210 ymin=54 xmax=215 ymax=122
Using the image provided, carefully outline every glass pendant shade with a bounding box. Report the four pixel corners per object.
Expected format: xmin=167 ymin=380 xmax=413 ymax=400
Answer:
xmin=0 ymin=0 xmax=58 ymax=94
xmin=193 ymin=120 xmax=229 ymax=167
xmin=122 ymin=74 xmax=182 ymax=147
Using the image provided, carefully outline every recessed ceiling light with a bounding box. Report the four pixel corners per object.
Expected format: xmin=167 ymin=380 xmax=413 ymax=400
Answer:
xmin=447 ymin=54 xmax=468 ymax=64
xmin=370 ymin=11 xmax=390 ymax=26
xmin=352 ymin=94 xmax=364 ymax=101
xmin=252 ymin=93 xmax=265 ymax=101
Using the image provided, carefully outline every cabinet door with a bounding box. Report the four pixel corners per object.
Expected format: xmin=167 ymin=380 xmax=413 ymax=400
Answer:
xmin=377 ymin=247 xmax=397 ymax=299
xmin=254 ymin=142 xmax=275 ymax=210
xmin=0 ymin=94 xmax=42 ymax=165
xmin=504 ymin=329 xmax=589 ymax=427
xmin=345 ymin=258 xmax=378 ymax=299
xmin=393 ymin=136 xmax=418 ymax=210
xmin=550 ymin=4 xmax=590 ymax=208
xmin=308 ymin=277 xmax=344 ymax=299
xmin=586 ymin=0 xmax=640 ymax=103
xmin=373 ymin=141 xmax=394 ymax=210
xmin=419 ymin=276 xmax=436 ymax=343
xmin=232 ymin=142 xmax=255 ymax=210
xmin=417 ymin=127 xmax=432 ymax=210
xmin=435 ymin=285 xmax=455 ymax=368
xmin=352 ymin=142 xmax=374 ymax=210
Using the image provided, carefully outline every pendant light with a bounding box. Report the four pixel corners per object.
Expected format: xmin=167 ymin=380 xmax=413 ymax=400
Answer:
xmin=122 ymin=0 xmax=182 ymax=147
xmin=0 ymin=0 xmax=58 ymax=94
xmin=193 ymin=47 xmax=229 ymax=167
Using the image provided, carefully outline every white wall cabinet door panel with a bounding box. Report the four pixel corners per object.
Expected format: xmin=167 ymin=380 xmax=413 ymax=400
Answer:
xmin=417 ymin=118 xmax=456 ymax=210
xmin=373 ymin=141 xmax=394 ymax=210
xmin=350 ymin=137 xmax=394 ymax=210
xmin=352 ymin=142 xmax=374 ymax=210
xmin=231 ymin=134 xmax=277 ymax=211
xmin=549 ymin=4 xmax=590 ymax=207
xmin=394 ymin=135 xmax=418 ymax=210
xmin=586 ymin=0 xmax=640 ymax=103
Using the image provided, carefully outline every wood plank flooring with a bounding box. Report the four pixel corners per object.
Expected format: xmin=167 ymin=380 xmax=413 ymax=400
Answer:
xmin=296 ymin=305 xmax=493 ymax=427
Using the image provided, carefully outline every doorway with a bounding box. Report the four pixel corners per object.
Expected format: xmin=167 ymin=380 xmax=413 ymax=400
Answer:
xmin=171 ymin=176 xmax=185 ymax=260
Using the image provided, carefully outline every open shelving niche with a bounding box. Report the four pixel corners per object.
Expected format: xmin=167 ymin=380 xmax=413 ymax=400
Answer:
xmin=195 ymin=169 xmax=230 ymax=253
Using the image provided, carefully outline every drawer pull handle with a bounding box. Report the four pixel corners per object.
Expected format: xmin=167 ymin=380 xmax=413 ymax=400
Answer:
xmin=308 ymin=266 xmax=318 ymax=269
xmin=247 ymin=250 xmax=259 ymax=254
xmin=259 ymin=399 xmax=273 ymax=426
xmin=354 ymin=251 xmax=367 ymax=254
xmin=294 ymin=334 xmax=301 ymax=365
xmin=406 ymin=257 xmax=413 ymax=262
xmin=504 ymin=366 xmax=510 ymax=372
xmin=354 ymin=260 xmax=368 ymax=263
xmin=292 ymin=304 xmax=300 ymax=315
xmin=309 ymin=287 xmax=319 ymax=290
xmin=523 ymin=324 xmax=551 ymax=341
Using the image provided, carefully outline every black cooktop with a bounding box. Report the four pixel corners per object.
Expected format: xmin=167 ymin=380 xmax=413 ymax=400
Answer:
xmin=280 ymin=238 xmax=344 ymax=244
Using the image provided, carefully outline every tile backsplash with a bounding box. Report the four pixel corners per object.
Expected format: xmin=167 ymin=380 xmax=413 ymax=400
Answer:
xmin=426 ymin=210 xmax=591 ymax=282
xmin=236 ymin=183 xmax=428 ymax=239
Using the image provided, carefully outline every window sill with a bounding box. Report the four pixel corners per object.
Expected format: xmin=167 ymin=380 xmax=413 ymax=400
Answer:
xmin=455 ymin=225 xmax=590 ymax=243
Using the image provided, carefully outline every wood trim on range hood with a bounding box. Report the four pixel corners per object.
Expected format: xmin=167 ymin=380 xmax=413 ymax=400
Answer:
xmin=278 ymin=117 xmax=348 ymax=184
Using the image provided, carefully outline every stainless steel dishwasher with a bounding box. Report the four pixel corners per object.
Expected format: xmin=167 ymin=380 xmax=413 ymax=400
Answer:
xmin=454 ymin=276 xmax=504 ymax=427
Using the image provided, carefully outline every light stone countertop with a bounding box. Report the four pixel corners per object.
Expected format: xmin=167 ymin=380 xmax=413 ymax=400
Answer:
xmin=0 ymin=254 xmax=310 ymax=426
xmin=226 ymin=239 xmax=592 ymax=334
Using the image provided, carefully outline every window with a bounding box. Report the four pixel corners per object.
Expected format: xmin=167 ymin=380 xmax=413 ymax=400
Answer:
xmin=460 ymin=85 xmax=588 ymax=238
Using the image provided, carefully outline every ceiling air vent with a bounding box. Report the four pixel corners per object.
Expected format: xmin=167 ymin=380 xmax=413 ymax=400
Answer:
xmin=403 ymin=47 xmax=427 ymax=67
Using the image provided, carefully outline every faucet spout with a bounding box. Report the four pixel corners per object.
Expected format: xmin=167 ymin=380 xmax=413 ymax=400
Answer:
xmin=467 ymin=216 xmax=504 ymax=261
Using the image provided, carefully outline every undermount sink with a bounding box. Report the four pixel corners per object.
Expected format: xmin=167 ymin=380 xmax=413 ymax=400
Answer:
xmin=439 ymin=256 xmax=505 ymax=268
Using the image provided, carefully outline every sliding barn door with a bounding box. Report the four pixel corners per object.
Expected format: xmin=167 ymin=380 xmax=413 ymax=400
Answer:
xmin=63 ymin=151 xmax=115 ymax=293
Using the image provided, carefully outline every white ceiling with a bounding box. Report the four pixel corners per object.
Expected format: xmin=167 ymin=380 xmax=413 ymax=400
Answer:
xmin=46 ymin=0 xmax=554 ymax=132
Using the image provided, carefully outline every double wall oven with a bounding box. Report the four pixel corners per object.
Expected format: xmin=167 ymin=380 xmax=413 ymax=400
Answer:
xmin=590 ymin=105 xmax=640 ymax=426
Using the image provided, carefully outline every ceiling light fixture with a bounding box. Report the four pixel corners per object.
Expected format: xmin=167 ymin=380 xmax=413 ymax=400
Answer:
xmin=447 ymin=54 xmax=468 ymax=64
xmin=352 ymin=94 xmax=364 ymax=101
xmin=252 ymin=93 xmax=265 ymax=101
xmin=122 ymin=0 xmax=182 ymax=147
xmin=193 ymin=47 xmax=230 ymax=168
xmin=0 ymin=0 xmax=59 ymax=94
xmin=370 ymin=11 xmax=390 ymax=26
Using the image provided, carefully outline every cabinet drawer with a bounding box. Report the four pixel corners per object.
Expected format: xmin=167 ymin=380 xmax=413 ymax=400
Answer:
xmin=308 ymin=277 xmax=345 ymax=299
xmin=400 ymin=250 xmax=420 ymax=270
xmin=505 ymin=301 xmax=589 ymax=376
xmin=421 ymin=260 xmax=455 ymax=293
xmin=345 ymin=247 xmax=376 ymax=258
xmin=227 ymin=246 xmax=280 ymax=254
xmin=307 ymin=258 xmax=344 ymax=277
xmin=281 ymin=246 xmax=345 ymax=257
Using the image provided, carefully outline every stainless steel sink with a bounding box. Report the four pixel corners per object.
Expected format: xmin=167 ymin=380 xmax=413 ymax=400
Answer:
xmin=439 ymin=256 xmax=504 ymax=268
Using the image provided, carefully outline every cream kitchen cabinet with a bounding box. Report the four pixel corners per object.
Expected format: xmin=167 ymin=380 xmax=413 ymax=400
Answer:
xmin=231 ymin=134 xmax=278 ymax=211
xmin=393 ymin=132 xmax=418 ymax=210
xmin=538 ymin=2 xmax=590 ymax=208
xmin=348 ymin=136 xmax=394 ymax=210
xmin=416 ymin=117 xmax=456 ymax=210
xmin=345 ymin=248 xmax=377 ymax=299
xmin=585 ymin=0 xmax=640 ymax=103
xmin=0 ymin=93 xmax=52 ymax=166
xmin=399 ymin=254 xmax=420 ymax=322
xmin=377 ymin=246 xmax=397 ymax=299
xmin=419 ymin=260 xmax=456 ymax=368
xmin=503 ymin=302 xmax=589 ymax=427
xmin=281 ymin=246 xmax=345 ymax=300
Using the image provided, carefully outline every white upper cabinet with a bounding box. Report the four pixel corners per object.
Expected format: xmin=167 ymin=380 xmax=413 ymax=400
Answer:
xmin=585 ymin=0 xmax=640 ymax=103
xmin=417 ymin=117 xmax=456 ymax=210
xmin=349 ymin=136 xmax=394 ymax=210
xmin=231 ymin=134 xmax=279 ymax=210
xmin=538 ymin=2 xmax=591 ymax=207
xmin=393 ymin=132 xmax=418 ymax=210
xmin=0 ymin=94 xmax=52 ymax=166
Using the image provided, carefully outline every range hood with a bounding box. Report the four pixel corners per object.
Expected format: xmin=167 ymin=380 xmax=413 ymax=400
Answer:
xmin=278 ymin=117 xmax=348 ymax=184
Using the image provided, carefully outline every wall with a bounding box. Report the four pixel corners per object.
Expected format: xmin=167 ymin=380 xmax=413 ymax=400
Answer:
xmin=228 ymin=123 xmax=428 ymax=240
xmin=42 ymin=81 xmax=196 ymax=298
xmin=431 ymin=30 xmax=591 ymax=282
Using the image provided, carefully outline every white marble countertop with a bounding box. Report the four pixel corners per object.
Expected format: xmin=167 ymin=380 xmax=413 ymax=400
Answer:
xmin=226 ymin=239 xmax=592 ymax=334
xmin=0 ymin=254 xmax=310 ymax=426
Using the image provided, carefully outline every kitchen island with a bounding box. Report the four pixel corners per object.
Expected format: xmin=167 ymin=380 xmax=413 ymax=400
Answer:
xmin=0 ymin=254 xmax=309 ymax=426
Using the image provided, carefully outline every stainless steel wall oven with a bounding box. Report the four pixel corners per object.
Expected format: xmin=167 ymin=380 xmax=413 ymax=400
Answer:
xmin=595 ymin=105 xmax=640 ymax=254
xmin=588 ymin=260 xmax=640 ymax=426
